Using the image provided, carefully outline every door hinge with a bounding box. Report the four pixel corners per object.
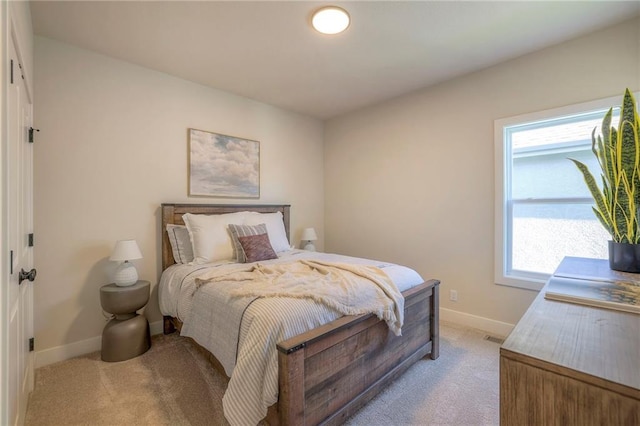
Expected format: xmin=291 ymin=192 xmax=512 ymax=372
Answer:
xmin=29 ymin=338 xmax=34 ymax=352
xmin=28 ymin=233 xmax=34 ymax=247
xmin=29 ymin=127 xmax=39 ymax=143
xmin=10 ymin=59 xmax=13 ymax=84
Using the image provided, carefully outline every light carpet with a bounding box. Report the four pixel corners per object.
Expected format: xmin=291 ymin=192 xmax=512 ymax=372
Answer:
xmin=25 ymin=322 xmax=500 ymax=426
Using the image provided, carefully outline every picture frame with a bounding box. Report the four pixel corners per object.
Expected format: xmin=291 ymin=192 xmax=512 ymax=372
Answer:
xmin=188 ymin=128 xmax=260 ymax=198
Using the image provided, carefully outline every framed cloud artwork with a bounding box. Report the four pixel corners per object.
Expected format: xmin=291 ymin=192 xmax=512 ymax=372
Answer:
xmin=188 ymin=128 xmax=260 ymax=198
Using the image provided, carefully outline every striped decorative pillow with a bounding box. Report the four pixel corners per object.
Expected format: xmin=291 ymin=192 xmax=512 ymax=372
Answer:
xmin=228 ymin=223 xmax=270 ymax=263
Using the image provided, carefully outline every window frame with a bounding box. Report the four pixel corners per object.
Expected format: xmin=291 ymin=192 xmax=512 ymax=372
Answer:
xmin=494 ymin=94 xmax=634 ymax=291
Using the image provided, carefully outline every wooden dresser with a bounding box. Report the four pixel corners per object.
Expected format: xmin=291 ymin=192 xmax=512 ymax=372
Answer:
xmin=500 ymin=257 xmax=640 ymax=425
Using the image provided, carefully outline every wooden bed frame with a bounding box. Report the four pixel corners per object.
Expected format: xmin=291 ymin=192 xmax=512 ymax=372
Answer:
xmin=161 ymin=203 xmax=440 ymax=425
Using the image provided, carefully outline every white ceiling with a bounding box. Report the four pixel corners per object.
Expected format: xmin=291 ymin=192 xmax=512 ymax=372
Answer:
xmin=30 ymin=1 xmax=640 ymax=119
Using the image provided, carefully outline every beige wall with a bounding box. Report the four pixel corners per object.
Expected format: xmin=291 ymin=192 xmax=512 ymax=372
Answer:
xmin=33 ymin=37 xmax=324 ymax=352
xmin=324 ymin=18 xmax=640 ymax=328
xmin=32 ymin=17 xmax=640 ymax=357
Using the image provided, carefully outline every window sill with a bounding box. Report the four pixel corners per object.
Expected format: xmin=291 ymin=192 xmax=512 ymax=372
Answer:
xmin=495 ymin=275 xmax=546 ymax=292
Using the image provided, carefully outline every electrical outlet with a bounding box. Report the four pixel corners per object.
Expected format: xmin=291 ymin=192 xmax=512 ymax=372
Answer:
xmin=450 ymin=290 xmax=458 ymax=302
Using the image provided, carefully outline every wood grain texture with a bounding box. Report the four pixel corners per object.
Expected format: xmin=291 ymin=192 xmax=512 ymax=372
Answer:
xmin=277 ymin=279 xmax=438 ymax=426
xmin=160 ymin=203 xmax=440 ymax=425
xmin=501 ymin=257 xmax=640 ymax=425
xmin=501 ymin=356 xmax=640 ymax=425
xmin=278 ymin=346 xmax=305 ymax=425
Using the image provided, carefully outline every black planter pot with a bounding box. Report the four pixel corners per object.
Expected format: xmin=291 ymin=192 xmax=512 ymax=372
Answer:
xmin=608 ymin=241 xmax=640 ymax=273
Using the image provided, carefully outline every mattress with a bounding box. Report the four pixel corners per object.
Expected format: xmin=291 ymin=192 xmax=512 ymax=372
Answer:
xmin=158 ymin=249 xmax=424 ymax=426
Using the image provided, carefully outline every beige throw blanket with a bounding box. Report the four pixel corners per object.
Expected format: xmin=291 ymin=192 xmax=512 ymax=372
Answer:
xmin=195 ymin=260 xmax=404 ymax=336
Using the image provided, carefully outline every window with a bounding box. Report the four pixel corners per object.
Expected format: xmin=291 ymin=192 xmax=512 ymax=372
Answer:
xmin=495 ymin=95 xmax=629 ymax=291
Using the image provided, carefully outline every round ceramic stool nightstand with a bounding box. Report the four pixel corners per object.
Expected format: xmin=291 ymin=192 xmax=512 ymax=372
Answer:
xmin=100 ymin=280 xmax=151 ymax=362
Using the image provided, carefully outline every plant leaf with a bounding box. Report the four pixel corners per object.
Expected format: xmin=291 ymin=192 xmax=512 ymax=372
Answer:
xmin=569 ymin=158 xmax=613 ymax=237
xmin=569 ymin=89 xmax=640 ymax=244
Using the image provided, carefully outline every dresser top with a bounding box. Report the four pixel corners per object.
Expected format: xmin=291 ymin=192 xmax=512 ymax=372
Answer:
xmin=501 ymin=257 xmax=640 ymax=393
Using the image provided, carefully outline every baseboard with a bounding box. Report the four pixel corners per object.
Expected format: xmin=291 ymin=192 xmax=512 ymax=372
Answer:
xmin=35 ymin=312 xmax=512 ymax=368
xmin=440 ymin=307 xmax=514 ymax=338
xmin=35 ymin=320 xmax=164 ymax=368
xmin=34 ymin=335 xmax=102 ymax=368
xmin=149 ymin=319 xmax=164 ymax=336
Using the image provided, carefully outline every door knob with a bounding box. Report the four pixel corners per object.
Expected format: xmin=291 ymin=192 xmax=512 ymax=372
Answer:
xmin=19 ymin=268 xmax=36 ymax=284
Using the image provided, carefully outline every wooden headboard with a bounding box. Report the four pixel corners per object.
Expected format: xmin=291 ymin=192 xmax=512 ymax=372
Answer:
xmin=161 ymin=203 xmax=291 ymax=270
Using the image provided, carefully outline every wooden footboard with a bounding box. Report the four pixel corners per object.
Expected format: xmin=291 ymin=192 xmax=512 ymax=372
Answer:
xmin=275 ymin=278 xmax=439 ymax=425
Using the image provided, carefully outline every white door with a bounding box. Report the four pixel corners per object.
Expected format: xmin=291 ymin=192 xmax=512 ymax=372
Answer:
xmin=7 ymin=31 xmax=35 ymax=426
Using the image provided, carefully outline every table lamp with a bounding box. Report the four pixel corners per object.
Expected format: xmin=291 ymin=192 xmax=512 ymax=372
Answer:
xmin=110 ymin=239 xmax=143 ymax=286
xmin=301 ymin=228 xmax=318 ymax=251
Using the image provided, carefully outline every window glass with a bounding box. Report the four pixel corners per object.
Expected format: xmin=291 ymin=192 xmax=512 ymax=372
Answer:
xmin=511 ymin=202 xmax=609 ymax=275
xmin=512 ymin=149 xmax=598 ymax=199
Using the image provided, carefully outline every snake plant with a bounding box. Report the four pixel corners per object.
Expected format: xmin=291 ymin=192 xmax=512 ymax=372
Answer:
xmin=570 ymin=88 xmax=640 ymax=244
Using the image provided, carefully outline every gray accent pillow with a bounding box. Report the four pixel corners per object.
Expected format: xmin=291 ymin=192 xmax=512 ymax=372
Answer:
xmin=228 ymin=223 xmax=269 ymax=263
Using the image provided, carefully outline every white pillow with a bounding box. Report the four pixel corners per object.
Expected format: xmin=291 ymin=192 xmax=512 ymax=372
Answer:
xmin=244 ymin=211 xmax=290 ymax=253
xmin=183 ymin=211 xmax=250 ymax=264
xmin=166 ymin=224 xmax=194 ymax=264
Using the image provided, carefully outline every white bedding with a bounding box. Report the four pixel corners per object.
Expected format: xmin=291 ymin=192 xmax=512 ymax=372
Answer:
xmin=158 ymin=249 xmax=424 ymax=426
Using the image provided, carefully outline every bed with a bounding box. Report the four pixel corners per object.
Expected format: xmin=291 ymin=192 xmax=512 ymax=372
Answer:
xmin=160 ymin=203 xmax=440 ymax=425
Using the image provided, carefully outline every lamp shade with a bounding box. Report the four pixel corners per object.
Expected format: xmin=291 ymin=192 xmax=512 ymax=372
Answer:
xmin=301 ymin=228 xmax=318 ymax=241
xmin=110 ymin=240 xmax=142 ymax=262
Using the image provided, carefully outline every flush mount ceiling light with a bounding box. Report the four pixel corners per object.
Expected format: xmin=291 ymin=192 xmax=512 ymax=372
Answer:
xmin=311 ymin=6 xmax=350 ymax=35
